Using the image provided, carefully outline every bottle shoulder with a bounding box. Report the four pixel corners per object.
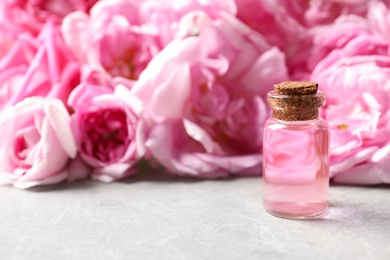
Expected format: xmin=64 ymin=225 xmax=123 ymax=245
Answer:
xmin=264 ymin=117 xmax=329 ymax=132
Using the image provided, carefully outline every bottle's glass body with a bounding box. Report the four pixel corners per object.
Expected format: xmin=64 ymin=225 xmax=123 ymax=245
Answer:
xmin=262 ymin=91 xmax=330 ymax=219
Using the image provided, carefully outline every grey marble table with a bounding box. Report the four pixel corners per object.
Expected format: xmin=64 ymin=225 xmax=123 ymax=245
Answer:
xmin=0 ymin=173 xmax=389 ymax=260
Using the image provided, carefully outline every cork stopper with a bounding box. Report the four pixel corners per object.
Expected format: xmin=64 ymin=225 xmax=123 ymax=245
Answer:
xmin=274 ymin=81 xmax=318 ymax=95
xmin=268 ymin=81 xmax=325 ymax=121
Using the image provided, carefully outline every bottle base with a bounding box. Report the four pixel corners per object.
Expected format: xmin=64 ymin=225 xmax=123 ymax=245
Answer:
xmin=263 ymin=200 xmax=328 ymax=219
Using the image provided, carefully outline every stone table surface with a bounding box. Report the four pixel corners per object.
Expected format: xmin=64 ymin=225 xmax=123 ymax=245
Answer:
xmin=0 ymin=173 xmax=389 ymax=260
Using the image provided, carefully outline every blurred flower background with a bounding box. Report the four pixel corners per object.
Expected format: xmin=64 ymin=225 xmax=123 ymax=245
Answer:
xmin=1 ymin=0 xmax=390 ymax=188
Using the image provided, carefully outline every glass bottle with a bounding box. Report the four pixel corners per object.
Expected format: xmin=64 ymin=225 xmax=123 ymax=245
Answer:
xmin=262 ymin=81 xmax=330 ymax=219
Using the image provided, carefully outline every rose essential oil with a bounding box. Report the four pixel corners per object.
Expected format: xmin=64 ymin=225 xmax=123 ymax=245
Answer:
xmin=262 ymin=81 xmax=330 ymax=219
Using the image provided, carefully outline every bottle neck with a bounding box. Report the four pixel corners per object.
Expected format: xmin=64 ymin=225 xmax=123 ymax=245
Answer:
xmin=271 ymin=107 xmax=320 ymax=121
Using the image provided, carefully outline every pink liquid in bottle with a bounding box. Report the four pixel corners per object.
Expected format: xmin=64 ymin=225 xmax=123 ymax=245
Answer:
xmin=262 ymin=82 xmax=330 ymax=219
xmin=263 ymin=119 xmax=329 ymax=218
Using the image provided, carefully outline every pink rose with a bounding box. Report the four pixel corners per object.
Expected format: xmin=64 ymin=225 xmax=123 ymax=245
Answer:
xmin=0 ymin=21 xmax=80 ymax=110
xmin=132 ymin=12 xmax=288 ymax=177
xmin=68 ymin=69 xmax=144 ymax=182
xmin=311 ymin=35 xmax=390 ymax=185
xmin=368 ymin=1 xmax=390 ymax=40
xmin=0 ymin=0 xmax=97 ymax=35
xmin=61 ymin=0 xmax=237 ymax=82
xmin=304 ymin=0 xmax=371 ymax=26
xmin=0 ymin=97 xmax=77 ymax=189
xmin=141 ymin=0 xmax=237 ymax=45
xmin=236 ymin=0 xmax=371 ymax=33
xmin=146 ymin=0 xmax=237 ymax=17
xmin=61 ymin=0 xmax=162 ymax=82
xmin=235 ymin=0 xmax=309 ymax=79
xmin=308 ymin=15 xmax=371 ymax=70
xmin=0 ymin=27 xmax=15 ymax=59
xmin=235 ymin=0 xmax=374 ymax=79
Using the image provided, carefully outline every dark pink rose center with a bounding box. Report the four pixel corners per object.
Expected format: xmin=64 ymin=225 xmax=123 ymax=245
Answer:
xmin=13 ymin=125 xmax=39 ymax=169
xmin=81 ymin=108 xmax=131 ymax=163
xmin=15 ymin=137 xmax=28 ymax=161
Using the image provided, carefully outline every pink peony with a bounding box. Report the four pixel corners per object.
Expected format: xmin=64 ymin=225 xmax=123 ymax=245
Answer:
xmin=0 ymin=97 xmax=77 ymax=189
xmin=68 ymin=68 xmax=144 ymax=182
xmin=132 ymin=12 xmax=288 ymax=177
xmin=0 ymin=0 xmax=97 ymax=35
xmin=311 ymin=34 xmax=390 ymax=185
xmin=0 ymin=21 xmax=80 ymax=110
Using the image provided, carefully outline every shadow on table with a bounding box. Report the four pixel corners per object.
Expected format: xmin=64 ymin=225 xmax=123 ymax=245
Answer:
xmin=275 ymin=204 xmax=389 ymax=226
xmin=310 ymin=204 xmax=390 ymax=226
xmin=268 ymin=183 xmax=389 ymax=223
xmin=330 ymin=181 xmax=390 ymax=189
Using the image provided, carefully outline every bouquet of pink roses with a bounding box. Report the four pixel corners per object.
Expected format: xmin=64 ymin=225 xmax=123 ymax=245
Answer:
xmin=1 ymin=0 xmax=390 ymax=189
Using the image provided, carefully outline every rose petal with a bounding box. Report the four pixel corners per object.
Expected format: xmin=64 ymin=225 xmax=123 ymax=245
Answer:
xmin=45 ymin=99 xmax=77 ymax=158
xmin=151 ymin=63 xmax=191 ymax=120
